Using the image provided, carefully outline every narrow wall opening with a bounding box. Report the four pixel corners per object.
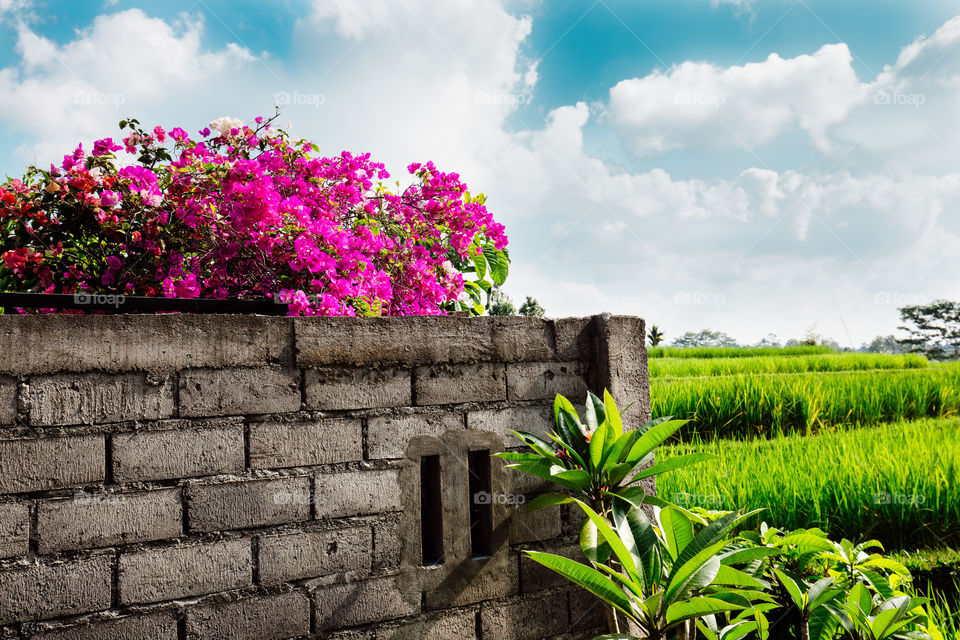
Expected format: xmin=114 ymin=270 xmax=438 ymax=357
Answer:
xmin=468 ymin=449 xmax=493 ymax=558
xmin=420 ymin=455 xmax=444 ymax=565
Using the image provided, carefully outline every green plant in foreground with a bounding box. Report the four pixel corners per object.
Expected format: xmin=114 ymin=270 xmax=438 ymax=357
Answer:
xmin=826 ymin=583 xmax=929 ymax=640
xmin=495 ymin=391 xmax=714 ymax=517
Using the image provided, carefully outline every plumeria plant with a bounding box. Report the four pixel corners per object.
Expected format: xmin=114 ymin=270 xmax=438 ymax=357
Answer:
xmin=0 ymin=111 xmax=509 ymax=316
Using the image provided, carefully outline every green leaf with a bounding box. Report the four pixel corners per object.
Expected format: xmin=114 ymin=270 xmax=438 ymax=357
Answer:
xmin=588 ymin=420 xmax=606 ymax=469
xmin=713 ymin=565 xmax=766 ymax=590
xmin=580 ymin=518 xmax=612 ymax=565
xmin=659 ymin=507 xmax=694 ymax=561
xmin=777 ymin=533 xmax=835 ymax=553
xmin=472 ymin=249 xmax=488 ymax=280
xmin=629 ymin=453 xmax=717 ymax=481
xmin=718 ymin=546 xmax=780 ymax=566
xmin=773 ymin=569 xmax=805 ymax=609
xmin=666 ymin=597 xmax=746 ymax=625
xmin=584 ymin=391 xmax=603 ymax=432
xmin=603 ymin=389 xmax=623 ymax=436
xmin=527 ymin=493 xmax=572 ymax=511
xmin=524 ymin=551 xmax=634 ymax=617
xmin=570 ymin=498 xmax=643 ymax=587
xmin=552 ymin=468 xmax=591 ymax=489
xmin=553 ymin=394 xmax=579 ymax=428
xmin=625 ymin=419 xmax=688 ymax=465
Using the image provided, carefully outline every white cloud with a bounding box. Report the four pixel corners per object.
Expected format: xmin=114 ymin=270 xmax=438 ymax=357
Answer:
xmin=607 ymin=43 xmax=864 ymax=154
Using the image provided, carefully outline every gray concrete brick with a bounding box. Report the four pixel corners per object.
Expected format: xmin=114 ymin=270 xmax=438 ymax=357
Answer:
xmin=367 ymin=412 xmax=463 ymax=459
xmin=304 ymin=367 xmax=411 ymax=410
xmin=519 ymin=543 xmax=582 ymax=593
xmin=490 ymin=317 xmax=554 ymax=363
xmin=0 ymin=435 xmax=104 ymax=494
xmin=315 ymin=470 xmax=401 ymax=518
xmin=510 ymin=503 xmax=562 ymax=544
xmin=481 ymin=592 xmax=571 ymax=640
xmin=552 ymin=317 xmax=592 ymax=362
xmin=314 ymin=575 xmax=418 ymax=630
xmin=0 ymin=315 xmax=293 ymax=375
xmin=178 ymin=367 xmax=300 ymax=417
xmin=28 ymin=373 xmax=174 ymax=426
xmin=112 ymin=422 xmax=244 ymax=483
xmin=249 ymin=419 xmax=361 ymax=469
xmin=0 ymin=556 xmax=112 ymax=624
xmin=0 ymin=376 xmax=15 ymax=425
xmin=30 ymin=612 xmax=179 ymax=640
xmin=0 ymin=501 xmax=29 ymax=558
xmin=187 ymin=477 xmax=310 ymax=533
xmin=414 ymin=363 xmax=506 ymax=405
xmin=506 ymin=362 xmax=588 ymax=402
xmin=36 ymin=489 xmax=182 ymax=553
xmin=185 ymin=592 xmax=311 ymax=640
xmin=118 ymin=539 xmax=251 ymax=604
xmin=376 ymin=610 xmax=477 ymax=640
xmin=372 ymin=519 xmax=402 ymax=571
xmin=591 ymin=315 xmax=650 ymax=422
xmin=568 ymin=590 xmax=608 ymax=632
xmin=296 ymin=316 xmax=495 ymax=366
xmin=259 ymin=526 xmax=371 ymax=583
xmin=467 ymin=405 xmax=552 ymax=445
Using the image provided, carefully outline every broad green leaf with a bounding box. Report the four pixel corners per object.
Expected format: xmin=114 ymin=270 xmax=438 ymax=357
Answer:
xmin=553 ymin=394 xmax=579 ymax=428
xmin=629 ymin=453 xmax=717 ymax=481
xmin=588 ymin=419 xmax=606 ymax=469
xmin=570 ymin=498 xmax=643 ymax=587
xmin=527 ymin=493 xmax=572 ymax=511
xmin=776 ymin=533 xmax=835 ymax=553
xmin=666 ymin=596 xmax=746 ymax=625
xmin=625 ymin=419 xmax=688 ymax=464
xmin=507 ymin=462 xmax=583 ymax=491
xmin=659 ymin=507 xmax=694 ymax=561
xmin=713 ymin=565 xmax=766 ymax=590
xmin=603 ymin=389 xmax=623 ymax=436
xmin=580 ymin=518 xmax=612 ymax=565
xmin=773 ymin=569 xmax=805 ymax=609
xmin=552 ymin=467 xmax=591 ymax=489
xmin=662 ymin=543 xmax=727 ymax=612
xmin=584 ymin=391 xmax=604 ymax=432
xmin=524 ymin=551 xmax=634 ymax=617
xmin=718 ymin=546 xmax=780 ymax=566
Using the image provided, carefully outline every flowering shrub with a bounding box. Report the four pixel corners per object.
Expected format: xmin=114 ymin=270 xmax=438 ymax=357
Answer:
xmin=0 ymin=113 xmax=509 ymax=316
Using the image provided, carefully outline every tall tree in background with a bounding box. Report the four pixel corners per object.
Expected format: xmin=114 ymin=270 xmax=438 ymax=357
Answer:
xmin=898 ymin=299 xmax=960 ymax=359
xmin=647 ymin=324 xmax=664 ymax=346
xmin=488 ymin=290 xmax=516 ymax=316
xmin=672 ymin=329 xmax=738 ymax=347
xmin=518 ymin=296 xmax=545 ymax=317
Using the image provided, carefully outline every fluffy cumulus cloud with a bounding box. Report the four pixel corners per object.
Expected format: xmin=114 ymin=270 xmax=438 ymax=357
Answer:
xmin=606 ymin=44 xmax=864 ymax=153
xmin=1 ymin=1 xmax=959 ymax=343
xmin=0 ymin=8 xmax=256 ymax=164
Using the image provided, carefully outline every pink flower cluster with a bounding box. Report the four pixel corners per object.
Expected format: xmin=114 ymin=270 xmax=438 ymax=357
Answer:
xmin=0 ymin=115 xmax=508 ymax=316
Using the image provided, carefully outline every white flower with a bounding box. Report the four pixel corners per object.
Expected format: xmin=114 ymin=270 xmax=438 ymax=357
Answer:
xmin=441 ymin=260 xmax=457 ymax=276
xmin=209 ymin=116 xmax=245 ymax=136
xmin=89 ymin=167 xmax=102 ymax=180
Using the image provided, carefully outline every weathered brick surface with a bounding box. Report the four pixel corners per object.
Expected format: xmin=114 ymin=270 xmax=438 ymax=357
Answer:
xmin=118 ymin=539 xmax=251 ymax=604
xmin=304 ymin=367 xmax=411 ymax=410
xmin=187 ymin=477 xmax=310 ymax=533
xmin=467 ymin=405 xmax=552 ymax=444
xmin=37 ymin=489 xmax=182 ymax=553
xmin=314 ymin=575 xmax=418 ymax=630
xmin=506 ymin=362 xmax=587 ymax=402
xmin=0 ymin=501 xmax=29 ymax=558
xmin=490 ymin=317 xmax=554 ymax=363
xmin=510 ymin=504 xmax=562 ymax=544
xmin=568 ymin=591 xmax=608 ymax=632
xmin=481 ymin=592 xmax=571 ymax=640
xmin=552 ymin=317 xmax=592 ymax=362
xmin=0 ymin=315 xmax=292 ymax=375
xmin=249 ymin=418 xmax=361 ymax=469
xmin=112 ymin=421 xmax=244 ymax=482
xmin=519 ymin=543 xmax=582 ymax=593
xmin=367 ymin=412 xmax=463 ymax=459
xmin=178 ymin=367 xmax=300 ymax=417
xmin=0 ymin=376 xmax=15 ymax=425
xmin=0 ymin=435 xmax=104 ymax=494
xmin=296 ymin=317 xmax=495 ymax=366
xmin=377 ymin=610 xmax=477 ymax=640
xmin=315 ymin=470 xmax=401 ymax=518
xmin=414 ymin=363 xmax=506 ymax=405
xmin=28 ymin=373 xmax=174 ymax=426
xmin=259 ymin=526 xmax=371 ymax=583
xmin=372 ymin=519 xmax=402 ymax=571
xmin=0 ymin=556 xmax=112 ymax=624
xmin=31 ymin=612 xmax=179 ymax=640
xmin=185 ymin=592 xmax=311 ymax=640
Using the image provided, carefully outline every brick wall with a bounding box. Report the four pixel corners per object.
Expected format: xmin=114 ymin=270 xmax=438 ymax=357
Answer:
xmin=0 ymin=314 xmax=650 ymax=639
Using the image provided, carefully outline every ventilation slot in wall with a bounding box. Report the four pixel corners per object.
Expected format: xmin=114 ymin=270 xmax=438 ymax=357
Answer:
xmin=420 ymin=455 xmax=444 ymax=566
xmin=468 ymin=449 xmax=493 ymax=558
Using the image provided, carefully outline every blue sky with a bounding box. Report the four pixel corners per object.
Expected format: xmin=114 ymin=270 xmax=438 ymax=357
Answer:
xmin=2 ymin=0 xmax=959 ymax=345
